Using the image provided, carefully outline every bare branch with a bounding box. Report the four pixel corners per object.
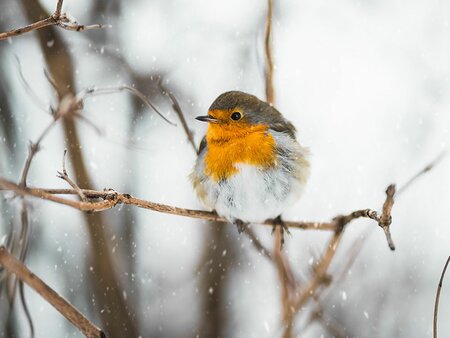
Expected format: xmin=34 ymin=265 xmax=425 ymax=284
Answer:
xmin=0 ymin=246 xmax=106 ymax=338
xmin=282 ymin=182 xmax=401 ymax=336
xmin=241 ymin=228 xmax=272 ymax=259
xmin=82 ymin=86 xmax=176 ymax=126
xmin=0 ymin=178 xmax=398 ymax=234
xmin=434 ymin=255 xmax=450 ymax=338
xmin=19 ymin=94 xmax=81 ymax=188
xmin=158 ymin=81 xmax=198 ymax=153
xmin=378 ymin=184 xmax=396 ymax=250
xmin=398 ymin=151 xmax=447 ymax=195
xmin=264 ymin=0 xmax=275 ymax=105
xmin=19 ymin=121 xmax=57 ymax=188
xmin=56 ymin=150 xmax=88 ymax=202
xmin=283 ymin=229 xmax=345 ymax=337
xmin=15 ymin=56 xmax=50 ymax=113
xmin=54 ymin=0 xmax=63 ymax=18
xmin=0 ymin=0 xmax=108 ymax=41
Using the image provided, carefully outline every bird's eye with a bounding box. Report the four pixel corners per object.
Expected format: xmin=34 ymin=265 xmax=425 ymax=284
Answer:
xmin=230 ymin=112 xmax=242 ymax=121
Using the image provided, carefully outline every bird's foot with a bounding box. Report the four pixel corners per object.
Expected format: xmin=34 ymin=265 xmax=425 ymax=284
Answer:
xmin=271 ymin=215 xmax=291 ymax=247
xmin=234 ymin=219 xmax=248 ymax=234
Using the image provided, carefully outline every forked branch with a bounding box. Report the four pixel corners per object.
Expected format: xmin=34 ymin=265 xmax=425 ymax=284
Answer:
xmin=0 ymin=0 xmax=109 ymax=41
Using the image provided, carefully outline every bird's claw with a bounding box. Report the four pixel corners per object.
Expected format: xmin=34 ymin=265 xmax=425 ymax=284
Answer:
xmin=271 ymin=216 xmax=290 ymax=247
xmin=234 ymin=219 xmax=248 ymax=234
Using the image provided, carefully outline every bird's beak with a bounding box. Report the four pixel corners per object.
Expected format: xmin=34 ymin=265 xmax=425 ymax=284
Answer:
xmin=195 ymin=115 xmax=220 ymax=123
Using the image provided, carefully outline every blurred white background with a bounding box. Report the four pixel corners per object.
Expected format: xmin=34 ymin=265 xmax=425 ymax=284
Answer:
xmin=1 ymin=0 xmax=449 ymax=337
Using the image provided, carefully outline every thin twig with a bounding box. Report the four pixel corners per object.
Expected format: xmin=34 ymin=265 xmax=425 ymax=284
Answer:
xmin=15 ymin=56 xmax=50 ymax=113
xmin=18 ymin=83 xmax=175 ymax=189
xmin=19 ymin=93 xmax=81 ymax=188
xmin=54 ymin=0 xmax=63 ymax=18
xmin=241 ymin=228 xmax=272 ymax=259
xmin=397 ymin=151 xmax=447 ymax=196
xmin=158 ymin=81 xmax=197 ymax=153
xmin=0 ymin=0 xmax=108 ymax=41
xmin=283 ymin=229 xmax=345 ymax=337
xmin=434 ymin=255 xmax=450 ymax=338
xmin=81 ymin=86 xmax=176 ymax=126
xmin=56 ymin=150 xmax=87 ymax=202
xmin=283 ymin=185 xmax=397 ymax=336
xmin=0 ymin=246 xmax=106 ymax=338
xmin=310 ymin=305 xmax=347 ymax=338
xmin=378 ymin=184 xmax=396 ymax=250
xmin=19 ymin=122 xmax=57 ymax=188
xmin=264 ymin=0 xmax=275 ymax=105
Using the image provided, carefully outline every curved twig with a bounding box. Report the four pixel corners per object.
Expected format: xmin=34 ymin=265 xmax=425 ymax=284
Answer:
xmin=434 ymin=255 xmax=450 ymax=338
xmin=158 ymin=81 xmax=197 ymax=153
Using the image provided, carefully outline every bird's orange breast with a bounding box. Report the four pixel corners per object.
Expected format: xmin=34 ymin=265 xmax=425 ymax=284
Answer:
xmin=204 ymin=123 xmax=276 ymax=181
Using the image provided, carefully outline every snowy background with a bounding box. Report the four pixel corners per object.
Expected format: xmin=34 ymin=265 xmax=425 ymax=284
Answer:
xmin=1 ymin=0 xmax=450 ymax=337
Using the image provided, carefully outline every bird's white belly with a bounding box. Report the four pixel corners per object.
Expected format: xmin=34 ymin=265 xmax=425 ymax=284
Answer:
xmin=204 ymin=163 xmax=305 ymax=223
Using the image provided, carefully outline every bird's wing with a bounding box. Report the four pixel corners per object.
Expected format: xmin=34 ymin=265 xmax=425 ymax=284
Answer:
xmin=269 ymin=118 xmax=297 ymax=139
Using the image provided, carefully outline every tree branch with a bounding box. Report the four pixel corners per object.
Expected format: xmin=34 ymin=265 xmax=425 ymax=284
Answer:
xmin=158 ymin=81 xmax=197 ymax=153
xmin=0 ymin=246 xmax=106 ymax=338
xmin=0 ymin=177 xmax=398 ymax=235
xmin=0 ymin=0 xmax=108 ymax=41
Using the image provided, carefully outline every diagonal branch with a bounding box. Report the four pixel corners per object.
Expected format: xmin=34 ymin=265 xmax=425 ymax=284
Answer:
xmin=0 ymin=246 xmax=106 ymax=338
xmin=158 ymin=81 xmax=197 ymax=153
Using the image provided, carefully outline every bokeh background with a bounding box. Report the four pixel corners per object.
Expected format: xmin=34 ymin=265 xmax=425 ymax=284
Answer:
xmin=1 ymin=0 xmax=450 ymax=337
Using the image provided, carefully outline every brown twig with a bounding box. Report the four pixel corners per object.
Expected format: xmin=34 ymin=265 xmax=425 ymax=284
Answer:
xmin=284 ymin=229 xmax=345 ymax=337
xmin=376 ymin=184 xmax=396 ymax=250
xmin=56 ymin=150 xmax=87 ymax=202
xmin=241 ymin=228 xmax=272 ymax=259
xmin=264 ymin=0 xmax=275 ymax=105
xmin=16 ymin=83 xmax=174 ymax=188
xmin=397 ymin=150 xmax=447 ymax=195
xmin=0 ymin=0 xmax=108 ymax=41
xmin=434 ymin=255 xmax=450 ymax=338
xmin=54 ymin=0 xmax=63 ymax=17
xmin=19 ymin=121 xmax=57 ymax=188
xmin=309 ymin=305 xmax=347 ymax=338
xmin=81 ymin=85 xmax=176 ymax=126
xmin=19 ymin=93 xmax=82 ymax=188
xmin=16 ymin=56 xmax=50 ymax=113
xmin=298 ymin=234 xmax=368 ymax=336
xmin=158 ymin=81 xmax=197 ymax=153
xmin=282 ymin=183 xmax=398 ymax=337
xmin=0 ymin=246 xmax=106 ymax=338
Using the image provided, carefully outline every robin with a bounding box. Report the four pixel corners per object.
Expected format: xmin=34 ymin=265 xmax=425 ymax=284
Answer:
xmin=190 ymin=91 xmax=310 ymax=243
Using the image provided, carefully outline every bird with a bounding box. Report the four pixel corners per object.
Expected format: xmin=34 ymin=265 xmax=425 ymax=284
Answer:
xmin=190 ymin=91 xmax=310 ymax=244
